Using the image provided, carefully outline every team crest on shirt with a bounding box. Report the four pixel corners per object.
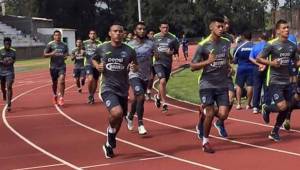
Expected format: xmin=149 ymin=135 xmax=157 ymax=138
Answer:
xmin=135 ymin=86 xmax=141 ymax=92
xmin=120 ymin=51 xmax=128 ymax=58
xmin=273 ymin=94 xmax=279 ymax=100
xmin=106 ymin=100 xmax=111 ymax=107
xmin=202 ymin=96 xmax=206 ymax=103
xmin=222 ymin=46 xmax=227 ymax=53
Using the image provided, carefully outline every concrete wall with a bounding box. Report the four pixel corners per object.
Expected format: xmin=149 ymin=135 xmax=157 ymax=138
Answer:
xmin=37 ymin=28 xmax=76 ymax=51
xmin=0 ymin=15 xmax=53 ymax=39
xmin=14 ymin=46 xmax=45 ymax=60
xmin=62 ymin=30 xmax=76 ymax=51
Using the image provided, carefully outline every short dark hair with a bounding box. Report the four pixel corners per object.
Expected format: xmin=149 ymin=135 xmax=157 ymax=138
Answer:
xmin=3 ymin=37 xmax=12 ymax=43
xmin=160 ymin=21 xmax=169 ymax=26
xmin=242 ymin=31 xmax=252 ymax=40
xmin=134 ymin=21 xmax=146 ymax=30
xmin=89 ymin=30 xmax=97 ymax=34
xmin=276 ymin=19 xmax=288 ymax=29
xmin=53 ymin=30 xmax=61 ymax=35
xmin=110 ymin=22 xmax=123 ymax=31
xmin=210 ymin=16 xmax=224 ymax=24
xmin=147 ymin=29 xmax=155 ymax=33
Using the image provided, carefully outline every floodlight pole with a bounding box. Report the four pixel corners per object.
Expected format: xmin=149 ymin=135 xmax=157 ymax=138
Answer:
xmin=138 ymin=0 xmax=142 ymax=21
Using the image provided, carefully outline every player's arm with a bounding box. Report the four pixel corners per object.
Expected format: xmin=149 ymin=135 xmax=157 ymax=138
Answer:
xmin=227 ymin=50 xmax=235 ymax=76
xmin=257 ymin=44 xmax=280 ymax=67
xmin=92 ymin=47 xmax=104 ymax=72
xmin=70 ymin=49 xmax=76 ymax=61
xmin=43 ymin=44 xmax=56 ymax=58
xmin=293 ymin=48 xmax=300 ymax=67
xmin=232 ymin=46 xmax=239 ymax=64
xmin=130 ymin=50 xmax=139 ymax=72
xmin=190 ymin=46 xmax=215 ymax=72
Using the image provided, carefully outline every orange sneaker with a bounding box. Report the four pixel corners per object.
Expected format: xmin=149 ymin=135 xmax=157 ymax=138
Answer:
xmin=58 ymin=97 xmax=64 ymax=106
xmin=53 ymin=95 xmax=58 ymax=105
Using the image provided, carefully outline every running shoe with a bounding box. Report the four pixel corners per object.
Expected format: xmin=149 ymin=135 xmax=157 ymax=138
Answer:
xmin=162 ymin=104 xmax=168 ymax=113
xmin=125 ymin=114 xmax=134 ymax=131
xmin=214 ymin=120 xmax=228 ymax=138
xmin=262 ymin=104 xmax=270 ymax=124
xmin=58 ymin=97 xmax=64 ymax=106
xmin=283 ymin=119 xmax=291 ymax=131
xmin=138 ymin=125 xmax=147 ymax=135
xmin=268 ymin=131 xmax=280 ymax=142
xmin=154 ymin=94 xmax=161 ymax=108
xmin=202 ymin=143 xmax=215 ymax=153
xmin=102 ymin=144 xmax=114 ymax=159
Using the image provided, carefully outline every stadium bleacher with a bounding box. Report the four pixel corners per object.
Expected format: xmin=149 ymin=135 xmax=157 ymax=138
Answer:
xmin=0 ymin=21 xmax=44 ymax=47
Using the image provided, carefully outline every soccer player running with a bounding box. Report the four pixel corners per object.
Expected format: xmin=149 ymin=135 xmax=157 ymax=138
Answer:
xmin=0 ymin=37 xmax=16 ymax=112
xmin=181 ymin=33 xmax=189 ymax=61
xmin=153 ymin=22 xmax=179 ymax=112
xmin=44 ymin=30 xmax=69 ymax=106
xmin=71 ymin=39 xmax=86 ymax=93
xmin=233 ymin=31 xmax=254 ymax=110
xmin=257 ymin=20 xmax=299 ymax=141
xmin=84 ymin=30 xmax=101 ymax=104
xmin=125 ymin=22 xmax=155 ymax=135
xmin=196 ymin=17 xmax=234 ymax=139
xmin=191 ymin=17 xmax=231 ymax=153
xmin=92 ymin=23 xmax=138 ymax=158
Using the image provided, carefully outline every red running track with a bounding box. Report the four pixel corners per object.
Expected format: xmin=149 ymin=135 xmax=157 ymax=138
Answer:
xmin=0 ymin=47 xmax=300 ymax=170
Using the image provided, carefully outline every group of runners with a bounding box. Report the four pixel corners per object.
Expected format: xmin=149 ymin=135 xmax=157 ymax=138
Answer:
xmin=2 ymin=14 xmax=299 ymax=158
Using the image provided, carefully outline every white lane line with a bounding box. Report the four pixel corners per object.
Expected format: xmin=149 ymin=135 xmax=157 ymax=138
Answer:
xmin=153 ymin=77 xmax=300 ymax=134
xmin=2 ymin=84 xmax=82 ymax=170
xmin=55 ymin=105 xmax=220 ymax=170
xmin=148 ymin=102 xmax=300 ymax=157
xmin=12 ymin=163 xmax=64 ymax=170
xmin=81 ymin=156 xmax=166 ymax=169
xmin=6 ymin=113 xmax=60 ymax=119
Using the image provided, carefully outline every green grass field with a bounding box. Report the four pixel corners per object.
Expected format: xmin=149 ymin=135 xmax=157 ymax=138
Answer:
xmin=15 ymin=58 xmax=72 ymax=72
xmin=167 ymin=69 xmax=201 ymax=104
xmin=166 ymin=68 xmax=250 ymax=105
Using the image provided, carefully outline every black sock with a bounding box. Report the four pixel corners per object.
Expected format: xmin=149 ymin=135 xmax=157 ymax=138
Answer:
xmin=76 ymin=79 xmax=81 ymax=88
xmin=274 ymin=111 xmax=288 ymax=132
xmin=136 ymin=99 xmax=145 ymax=126
xmin=81 ymin=79 xmax=85 ymax=86
xmin=129 ymin=100 xmax=137 ymax=120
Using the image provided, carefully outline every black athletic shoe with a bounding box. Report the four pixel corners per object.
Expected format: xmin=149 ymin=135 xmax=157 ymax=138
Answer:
xmin=107 ymin=129 xmax=116 ymax=148
xmin=162 ymin=104 xmax=168 ymax=113
xmin=214 ymin=120 xmax=228 ymax=138
xmin=7 ymin=105 xmax=11 ymax=112
xmin=268 ymin=131 xmax=280 ymax=142
xmin=154 ymin=94 xmax=161 ymax=108
xmin=262 ymin=104 xmax=270 ymax=124
xmin=88 ymin=96 xmax=95 ymax=104
xmin=102 ymin=144 xmax=114 ymax=159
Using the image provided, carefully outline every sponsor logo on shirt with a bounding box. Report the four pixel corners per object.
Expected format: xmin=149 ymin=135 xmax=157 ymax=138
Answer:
xmin=241 ymin=48 xmax=252 ymax=52
xmin=106 ymin=100 xmax=111 ymax=107
xmin=106 ymin=63 xmax=125 ymax=71
xmin=120 ymin=51 xmax=128 ymax=58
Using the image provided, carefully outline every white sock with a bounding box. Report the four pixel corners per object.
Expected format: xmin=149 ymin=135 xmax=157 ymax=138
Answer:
xmin=108 ymin=126 xmax=116 ymax=134
xmin=203 ymin=137 xmax=209 ymax=145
